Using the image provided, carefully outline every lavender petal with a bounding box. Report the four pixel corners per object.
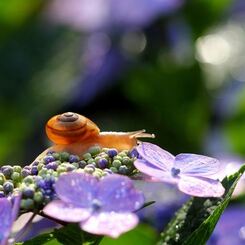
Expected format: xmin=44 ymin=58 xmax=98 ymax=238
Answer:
xmin=134 ymin=159 xmax=178 ymax=184
xmin=174 ymin=154 xmax=221 ymax=177
xmin=0 ymin=198 xmax=13 ymax=244
xmin=80 ymin=212 xmax=139 ymax=238
xmin=178 ymin=176 xmax=225 ymax=197
xmin=97 ymin=175 xmax=144 ymax=212
xmin=43 ymin=200 xmax=91 ymax=222
xmin=54 ymin=173 xmax=98 ymax=208
xmin=136 ymin=142 xmax=174 ymax=171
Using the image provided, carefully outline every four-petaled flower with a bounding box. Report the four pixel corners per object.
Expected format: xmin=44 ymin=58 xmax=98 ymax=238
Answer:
xmin=134 ymin=142 xmax=225 ymax=197
xmin=0 ymin=195 xmax=21 ymax=245
xmin=43 ymin=173 xmax=144 ymax=238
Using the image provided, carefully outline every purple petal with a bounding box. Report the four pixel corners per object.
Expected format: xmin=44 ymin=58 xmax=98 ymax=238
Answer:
xmin=178 ymin=176 xmax=225 ymax=197
xmin=0 ymin=198 xmax=13 ymax=244
xmin=134 ymin=159 xmax=178 ymax=184
xmin=80 ymin=212 xmax=138 ymax=238
xmin=55 ymin=173 xmax=98 ymax=208
xmin=97 ymin=175 xmax=144 ymax=212
xmin=43 ymin=200 xmax=91 ymax=222
xmin=174 ymin=154 xmax=221 ymax=177
xmin=136 ymin=142 xmax=174 ymax=171
xmin=11 ymin=194 xmax=21 ymax=222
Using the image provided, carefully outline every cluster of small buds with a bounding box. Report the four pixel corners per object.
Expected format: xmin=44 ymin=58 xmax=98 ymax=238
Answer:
xmin=0 ymin=146 xmax=138 ymax=212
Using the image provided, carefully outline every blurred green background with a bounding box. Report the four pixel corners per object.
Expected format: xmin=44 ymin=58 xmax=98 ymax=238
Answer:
xmin=0 ymin=0 xmax=245 ymax=166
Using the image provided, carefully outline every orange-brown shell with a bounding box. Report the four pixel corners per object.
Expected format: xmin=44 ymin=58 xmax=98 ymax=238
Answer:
xmin=46 ymin=112 xmax=100 ymax=145
xmin=32 ymin=112 xmax=155 ymax=161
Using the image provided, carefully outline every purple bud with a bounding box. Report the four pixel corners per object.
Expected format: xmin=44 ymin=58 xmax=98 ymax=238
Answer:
xmin=129 ymin=148 xmax=139 ymax=158
xmin=36 ymin=179 xmax=46 ymax=189
xmin=97 ymin=158 xmax=108 ymax=169
xmin=46 ymin=162 xmax=58 ymax=170
xmin=2 ymin=166 xmax=13 ymax=178
xmin=69 ymin=155 xmax=80 ymax=163
xmin=21 ymin=169 xmax=31 ymax=178
xmin=3 ymin=182 xmax=14 ymax=194
xmin=31 ymin=166 xmax=38 ymax=175
xmin=107 ymin=149 xmax=118 ymax=158
xmin=23 ymin=187 xmax=34 ymax=198
xmin=44 ymin=156 xmax=56 ymax=164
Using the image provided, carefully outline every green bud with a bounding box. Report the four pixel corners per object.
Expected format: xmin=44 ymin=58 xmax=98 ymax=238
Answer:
xmin=38 ymin=169 xmax=48 ymax=176
xmin=118 ymin=152 xmax=127 ymax=158
xmin=55 ymin=160 xmax=62 ymax=166
xmin=37 ymin=163 xmax=44 ymax=171
xmin=72 ymin=162 xmax=79 ymax=169
xmin=47 ymin=169 xmax=55 ymax=175
xmin=60 ymin=152 xmax=70 ymax=162
xmin=113 ymin=156 xmax=122 ymax=161
xmin=0 ymin=173 xmax=5 ymax=185
xmin=88 ymin=145 xmax=101 ymax=156
xmin=93 ymin=172 xmax=102 ymax=178
xmin=57 ymin=166 xmax=67 ymax=174
xmin=21 ymin=199 xmax=34 ymax=210
xmin=110 ymin=167 xmax=118 ymax=173
xmin=23 ymin=176 xmax=34 ymax=185
xmin=84 ymin=167 xmax=95 ymax=174
xmin=94 ymin=156 xmax=101 ymax=163
xmin=52 ymin=171 xmax=58 ymax=178
xmin=60 ymin=162 xmax=69 ymax=168
xmin=52 ymin=152 xmax=60 ymax=160
xmin=87 ymin=158 xmax=96 ymax=165
xmin=0 ymin=185 xmax=3 ymax=191
xmin=13 ymin=165 xmax=22 ymax=173
xmin=34 ymin=191 xmax=44 ymax=203
xmin=122 ymin=157 xmax=132 ymax=166
xmin=11 ymin=172 xmax=21 ymax=183
xmin=83 ymin=153 xmax=92 ymax=161
xmin=112 ymin=160 xmax=121 ymax=168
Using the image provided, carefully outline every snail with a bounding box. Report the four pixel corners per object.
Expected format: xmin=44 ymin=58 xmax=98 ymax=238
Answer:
xmin=37 ymin=112 xmax=154 ymax=158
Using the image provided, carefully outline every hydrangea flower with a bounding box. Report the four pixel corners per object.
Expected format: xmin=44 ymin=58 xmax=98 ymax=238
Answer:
xmin=134 ymin=142 xmax=225 ymax=197
xmin=43 ymin=173 xmax=144 ymax=238
xmin=0 ymin=195 xmax=21 ymax=245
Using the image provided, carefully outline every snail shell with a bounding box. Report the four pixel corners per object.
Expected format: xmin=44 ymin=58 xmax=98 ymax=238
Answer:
xmin=46 ymin=112 xmax=100 ymax=145
xmin=35 ymin=112 xmax=155 ymax=159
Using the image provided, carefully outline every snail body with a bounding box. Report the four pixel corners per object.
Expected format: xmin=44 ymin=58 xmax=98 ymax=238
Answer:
xmin=38 ymin=112 xmax=154 ymax=158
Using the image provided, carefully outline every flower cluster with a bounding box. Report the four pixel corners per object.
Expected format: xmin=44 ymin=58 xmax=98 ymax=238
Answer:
xmin=0 ymin=146 xmax=137 ymax=212
xmin=0 ymin=142 xmax=226 ymax=241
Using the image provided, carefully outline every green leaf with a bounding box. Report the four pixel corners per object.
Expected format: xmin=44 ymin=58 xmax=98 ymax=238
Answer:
xmin=100 ymin=224 xmax=158 ymax=245
xmin=157 ymin=165 xmax=245 ymax=245
xmin=20 ymin=224 xmax=102 ymax=245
